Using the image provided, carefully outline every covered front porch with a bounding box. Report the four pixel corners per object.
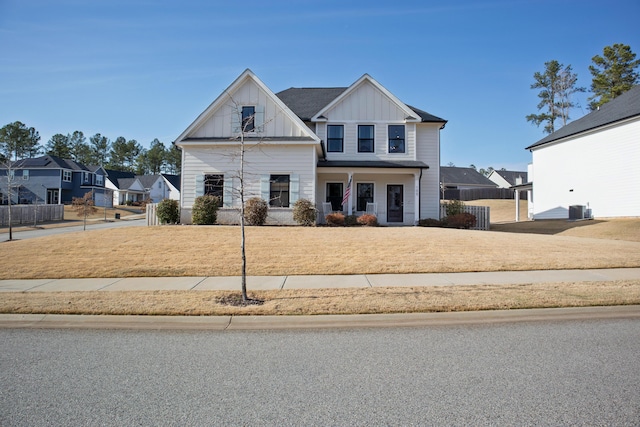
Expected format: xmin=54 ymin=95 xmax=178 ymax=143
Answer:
xmin=316 ymin=161 xmax=429 ymax=226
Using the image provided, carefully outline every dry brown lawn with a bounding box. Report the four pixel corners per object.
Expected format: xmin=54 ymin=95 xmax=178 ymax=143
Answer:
xmin=2 ymin=220 xmax=640 ymax=280
xmin=2 ymin=214 xmax=639 ymax=316
xmin=2 ymin=281 xmax=638 ymax=316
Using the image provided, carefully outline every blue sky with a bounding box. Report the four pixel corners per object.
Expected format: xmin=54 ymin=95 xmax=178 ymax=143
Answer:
xmin=1 ymin=0 xmax=638 ymax=171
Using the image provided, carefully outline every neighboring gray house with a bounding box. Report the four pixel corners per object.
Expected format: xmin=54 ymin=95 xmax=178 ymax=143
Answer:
xmin=0 ymin=155 xmax=111 ymax=206
xmin=525 ymin=85 xmax=640 ymax=219
xmin=105 ymin=170 xmax=146 ymax=205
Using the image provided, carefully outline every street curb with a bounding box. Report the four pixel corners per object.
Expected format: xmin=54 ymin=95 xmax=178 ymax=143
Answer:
xmin=1 ymin=305 xmax=638 ymax=331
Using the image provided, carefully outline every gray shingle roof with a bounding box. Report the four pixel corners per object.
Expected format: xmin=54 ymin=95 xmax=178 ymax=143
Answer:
xmin=440 ymin=167 xmax=497 ymax=187
xmin=162 ymin=174 xmax=181 ymax=190
xmin=12 ymin=155 xmax=89 ymax=171
xmin=526 ymin=85 xmax=640 ymax=150
xmin=276 ymin=87 xmax=347 ymax=121
xmin=275 ymin=87 xmax=446 ymax=124
xmin=136 ymin=175 xmax=161 ymax=189
xmin=494 ymin=170 xmax=528 ymax=186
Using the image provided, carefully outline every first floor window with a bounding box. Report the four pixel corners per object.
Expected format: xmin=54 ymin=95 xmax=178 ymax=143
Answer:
xmin=326 ymin=182 xmax=344 ymax=211
xmin=388 ymin=125 xmax=405 ymax=153
xmin=357 ymin=183 xmax=374 ymax=211
xmin=270 ymin=174 xmax=290 ymax=207
xmin=204 ymin=174 xmax=224 ymax=204
xmin=327 ymin=125 xmax=344 ymax=152
xmin=63 ymin=170 xmax=72 ymax=182
xmin=358 ymin=125 xmax=375 ymax=152
xmin=242 ymin=106 xmax=255 ymax=132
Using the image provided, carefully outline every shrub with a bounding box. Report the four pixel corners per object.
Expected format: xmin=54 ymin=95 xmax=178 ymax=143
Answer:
xmin=418 ymin=218 xmax=443 ymax=227
xmin=244 ymin=197 xmax=268 ymax=226
xmin=345 ymin=214 xmax=359 ymax=226
xmin=444 ymin=199 xmax=466 ymax=217
xmin=293 ymin=198 xmax=317 ymax=226
xmin=325 ymin=212 xmax=345 ymax=226
xmin=192 ymin=195 xmax=220 ymax=225
xmin=357 ymin=214 xmax=378 ymax=226
xmin=445 ymin=212 xmax=477 ymax=229
xmin=156 ymin=198 xmax=180 ymax=224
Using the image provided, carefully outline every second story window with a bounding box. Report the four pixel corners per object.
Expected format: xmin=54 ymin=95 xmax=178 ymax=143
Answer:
xmin=96 ymin=174 xmax=104 ymax=186
xmin=22 ymin=170 xmax=29 ymax=180
xmin=358 ymin=125 xmax=375 ymax=153
xmin=63 ymin=170 xmax=72 ymax=182
xmin=327 ymin=125 xmax=344 ymax=152
xmin=83 ymin=172 xmax=89 ymax=183
xmin=241 ymin=106 xmax=255 ymax=132
xmin=388 ymin=125 xmax=405 ymax=153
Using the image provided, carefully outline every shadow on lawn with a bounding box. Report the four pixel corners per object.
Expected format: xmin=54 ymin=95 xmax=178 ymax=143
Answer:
xmin=490 ymin=219 xmax=605 ymax=236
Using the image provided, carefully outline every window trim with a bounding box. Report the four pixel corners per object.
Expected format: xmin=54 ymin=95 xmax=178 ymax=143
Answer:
xmin=63 ymin=170 xmax=72 ymax=182
xmin=358 ymin=125 xmax=375 ymax=153
xmin=388 ymin=125 xmax=406 ymax=153
xmin=22 ymin=170 xmax=29 ymax=180
xmin=326 ymin=125 xmax=344 ymax=153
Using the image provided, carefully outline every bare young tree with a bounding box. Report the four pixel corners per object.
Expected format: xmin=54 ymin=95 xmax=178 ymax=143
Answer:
xmin=72 ymin=191 xmax=97 ymax=231
xmin=1 ymin=159 xmax=18 ymax=241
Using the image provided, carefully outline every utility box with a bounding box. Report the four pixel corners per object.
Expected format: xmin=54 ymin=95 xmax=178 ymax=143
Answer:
xmin=569 ymin=205 xmax=585 ymax=220
xmin=115 ymin=213 xmax=121 ymax=219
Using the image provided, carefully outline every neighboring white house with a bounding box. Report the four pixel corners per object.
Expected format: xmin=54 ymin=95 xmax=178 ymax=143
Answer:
xmin=487 ymin=170 xmax=527 ymax=188
xmin=137 ymin=174 xmax=181 ymax=203
xmin=105 ymin=170 xmax=147 ymax=205
xmin=174 ymin=69 xmax=447 ymax=225
xmin=525 ymin=85 xmax=640 ymax=219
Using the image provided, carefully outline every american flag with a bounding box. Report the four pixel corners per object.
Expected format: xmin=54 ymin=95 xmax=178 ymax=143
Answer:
xmin=342 ymin=176 xmax=352 ymax=207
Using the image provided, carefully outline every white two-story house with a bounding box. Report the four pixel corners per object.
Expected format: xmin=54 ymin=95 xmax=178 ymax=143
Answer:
xmin=175 ymin=69 xmax=446 ymax=225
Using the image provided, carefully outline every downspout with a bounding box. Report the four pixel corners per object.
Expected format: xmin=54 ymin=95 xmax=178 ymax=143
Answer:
xmin=320 ymin=140 xmax=327 ymax=161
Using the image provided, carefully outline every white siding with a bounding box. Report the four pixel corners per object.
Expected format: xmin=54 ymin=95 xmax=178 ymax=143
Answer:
xmin=415 ymin=123 xmax=442 ymax=220
xmin=180 ymin=144 xmax=316 ymax=223
xmin=531 ymin=118 xmax=640 ymax=219
xmin=325 ymin=81 xmax=408 ymax=122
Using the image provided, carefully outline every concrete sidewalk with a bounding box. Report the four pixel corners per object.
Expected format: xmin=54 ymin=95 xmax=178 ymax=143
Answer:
xmin=1 ymin=268 xmax=638 ymax=292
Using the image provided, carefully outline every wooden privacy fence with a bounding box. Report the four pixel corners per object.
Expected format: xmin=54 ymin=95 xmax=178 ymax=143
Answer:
xmin=440 ymin=204 xmax=490 ymax=230
xmin=443 ymin=188 xmax=526 ymax=201
xmin=0 ymin=204 xmax=64 ymax=226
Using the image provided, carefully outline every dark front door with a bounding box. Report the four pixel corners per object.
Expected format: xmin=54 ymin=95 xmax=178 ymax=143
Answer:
xmin=387 ymin=185 xmax=403 ymax=223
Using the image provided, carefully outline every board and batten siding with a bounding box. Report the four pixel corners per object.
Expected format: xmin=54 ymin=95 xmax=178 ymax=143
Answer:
xmin=415 ymin=123 xmax=442 ymax=220
xmin=180 ymin=144 xmax=316 ymax=223
xmin=531 ymin=117 xmax=640 ymax=219
xmin=191 ymin=79 xmax=310 ymax=139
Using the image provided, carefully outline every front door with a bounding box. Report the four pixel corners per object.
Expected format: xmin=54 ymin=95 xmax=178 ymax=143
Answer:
xmin=387 ymin=185 xmax=403 ymax=223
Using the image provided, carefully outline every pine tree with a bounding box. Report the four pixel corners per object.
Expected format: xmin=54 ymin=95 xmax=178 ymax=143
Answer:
xmin=588 ymin=43 xmax=640 ymax=110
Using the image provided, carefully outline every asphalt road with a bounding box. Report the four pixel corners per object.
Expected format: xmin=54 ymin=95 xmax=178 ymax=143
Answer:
xmin=2 ymin=318 xmax=639 ymax=426
xmin=0 ymin=218 xmax=145 ymax=241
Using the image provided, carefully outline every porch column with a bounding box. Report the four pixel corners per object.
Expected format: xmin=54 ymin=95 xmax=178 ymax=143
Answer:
xmin=414 ymin=172 xmax=420 ymax=223
xmin=515 ymin=189 xmax=520 ymax=222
